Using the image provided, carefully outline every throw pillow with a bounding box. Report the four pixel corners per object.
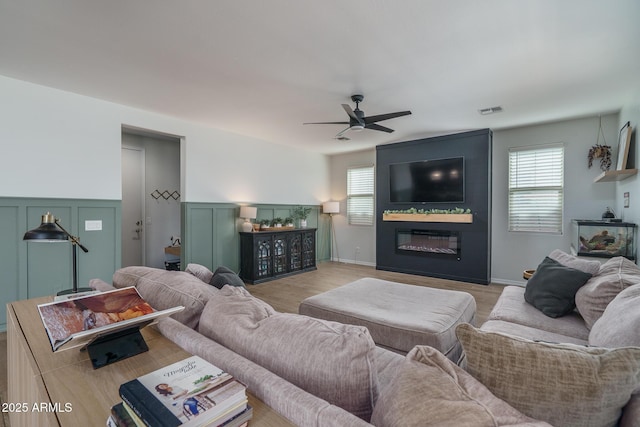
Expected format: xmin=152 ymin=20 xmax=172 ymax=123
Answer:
xmin=456 ymin=323 xmax=640 ymax=427
xmin=524 ymin=256 xmax=592 ymax=318
xmin=198 ymin=286 xmax=378 ymax=421
xmin=112 ymin=266 xmax=217 ymax=329
xmin=371 ymin=345 xmax=551 ymax=427
xmin=184 ymin=263 xmax=214 ymax=283
xmin=575 ymin=256 xmax=640 ymax=329
xmin=548 ymin=249 xmax=601 ymax=275
xmin=589 ymin=283 xmax=640 ymax=348
xmin=209 ymin=266 xmax=246 ymax=289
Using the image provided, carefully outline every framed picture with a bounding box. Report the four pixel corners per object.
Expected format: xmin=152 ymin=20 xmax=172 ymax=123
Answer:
xmin=616 ymin=121 xmax=632 ymax=170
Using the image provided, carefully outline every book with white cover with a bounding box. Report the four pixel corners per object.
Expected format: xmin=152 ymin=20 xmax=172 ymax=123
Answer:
xmin=119 ymin=355 xmax=248 ymax=427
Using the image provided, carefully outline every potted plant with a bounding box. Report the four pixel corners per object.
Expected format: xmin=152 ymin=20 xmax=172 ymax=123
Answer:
xmin=259 ymin=219 xmax=270 ymax=230
xmin=284 ymin=217 xmax=294 ymax=227
xmin=271 ymin=217 xmax=283 ymax=227
xmin=292 ymin=206 xmax=311 ymax=228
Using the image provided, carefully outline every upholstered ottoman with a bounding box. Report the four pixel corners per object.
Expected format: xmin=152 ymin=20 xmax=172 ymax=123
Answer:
xmin=299 ymin=278 xmax=476 ymax=362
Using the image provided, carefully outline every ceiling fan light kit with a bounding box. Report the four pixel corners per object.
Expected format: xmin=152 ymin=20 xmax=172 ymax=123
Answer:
xmin=304 ymin=94 xmax=412 ymax=140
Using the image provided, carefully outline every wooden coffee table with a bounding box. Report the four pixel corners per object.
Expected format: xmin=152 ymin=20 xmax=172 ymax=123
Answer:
xmin=7 ymin=296 xmax=293 ymax=427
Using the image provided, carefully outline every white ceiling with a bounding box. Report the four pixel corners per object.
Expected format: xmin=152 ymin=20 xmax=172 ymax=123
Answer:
xmin=1 ymin=0 xmax=639 ymax=155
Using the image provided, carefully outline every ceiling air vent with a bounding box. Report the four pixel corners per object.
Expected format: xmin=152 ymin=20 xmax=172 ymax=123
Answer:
xmin=478 ymin=106 xmax=503 ymax=115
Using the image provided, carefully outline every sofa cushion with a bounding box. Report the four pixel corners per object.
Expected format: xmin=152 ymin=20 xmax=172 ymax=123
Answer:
xmin=481 ymin=319 xmax=588 ymax=345
xmin=576 ymin=256 xmax=640 ymax=329
xmin=112 ymin=266 xmax=217 ymax=329
xmin=548 ymin=249 xmax=601 ymax=275
xmin=589 ymin=283 xmax=640 ymax=348
xmin=198 ymin=286 xmax=378 ymax=421
xmin=184 ymin=263 xmax=214 ymax=283
xmin=456 ymin=323 xmax=640 ymax=427
xmin=524 ymin=257 xmax=592 ymax=318
xmin=209 ymin=266 xmax=246 ymax=289
xmin=371 ymin=345 xmax=551 ymax=427
xmin=488 ymin=286 xmax=590 ymax=340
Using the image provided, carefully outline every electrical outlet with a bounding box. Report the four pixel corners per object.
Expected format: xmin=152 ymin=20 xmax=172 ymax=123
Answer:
xmin=624 ymin=192 xmax=630 ymax=208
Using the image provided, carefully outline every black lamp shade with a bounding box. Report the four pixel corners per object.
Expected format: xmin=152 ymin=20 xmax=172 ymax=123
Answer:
xmin=23 ymin=213 xmax=68 ymax=241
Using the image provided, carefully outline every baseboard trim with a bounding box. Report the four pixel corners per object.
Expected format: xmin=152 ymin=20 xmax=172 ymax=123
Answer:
xmin=330 ymin=257 xmax=376 ymax=267
xmin=490 ymin=277 xmax=526 ymax=287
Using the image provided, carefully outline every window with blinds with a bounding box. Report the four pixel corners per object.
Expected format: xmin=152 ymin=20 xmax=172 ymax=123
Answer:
xmin=347 ymin=165 xmax=375 ymax=226
xmin=508 ymin=144 xmax=564 ymax=234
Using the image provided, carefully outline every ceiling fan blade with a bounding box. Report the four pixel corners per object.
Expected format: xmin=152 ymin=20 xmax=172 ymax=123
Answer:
xmin=303 ymin=121 xmax=350 ymax=125
xmin=335 ymin=127 xmax=352 ymax=138
xmin=342 ymin=104 xmax=364 ymax=125
xmin=366 ymin=123 xmax=395 ymax=133
xmin=364 ymin=110 xmax=412 ymax=124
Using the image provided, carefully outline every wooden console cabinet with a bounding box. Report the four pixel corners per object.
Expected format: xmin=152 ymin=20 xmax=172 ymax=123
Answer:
xmin=240 ymin=228 xmax=317 ymax=284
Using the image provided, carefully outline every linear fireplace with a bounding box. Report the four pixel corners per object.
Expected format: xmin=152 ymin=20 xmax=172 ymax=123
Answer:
xmin=396 ymin=229 xmax=461 ymax=260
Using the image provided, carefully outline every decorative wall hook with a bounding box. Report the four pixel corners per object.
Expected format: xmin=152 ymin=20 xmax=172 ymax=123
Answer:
xmin=151 ymin=190 xmax=181 ymax=200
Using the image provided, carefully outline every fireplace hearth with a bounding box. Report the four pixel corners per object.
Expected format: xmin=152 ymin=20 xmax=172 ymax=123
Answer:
xmin=396 ymin=229 xmax=461 ymax=260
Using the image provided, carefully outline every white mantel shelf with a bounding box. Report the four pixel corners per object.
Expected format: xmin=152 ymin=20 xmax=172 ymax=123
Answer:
xmin=594 ymin=169 xmax=638 ymax=183
xmin=382 ymin=213 xmax=473 ymax=223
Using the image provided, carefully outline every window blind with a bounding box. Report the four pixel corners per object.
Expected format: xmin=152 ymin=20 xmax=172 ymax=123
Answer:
xmin=347 ymin=165 xmax=375 ymax=226
xmin=508 ymin=144 xmax=564 ymax=233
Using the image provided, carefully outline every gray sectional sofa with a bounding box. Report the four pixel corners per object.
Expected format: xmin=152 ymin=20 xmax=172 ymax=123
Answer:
xmin=478 ymin=251 xmax=640 ymax=427
xmin=92 ymin=253 xmax=640 ymax=427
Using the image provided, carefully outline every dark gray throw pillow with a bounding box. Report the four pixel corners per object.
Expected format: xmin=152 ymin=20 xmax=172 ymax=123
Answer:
xmin=209 ymin=266 xmax=246 ymax=289
xmin=524 ymin=256 xmax=592 ymax=318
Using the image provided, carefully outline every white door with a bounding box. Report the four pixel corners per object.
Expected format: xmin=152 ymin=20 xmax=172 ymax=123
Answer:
xmin=121 ymin=147 xmax=145 ymax=267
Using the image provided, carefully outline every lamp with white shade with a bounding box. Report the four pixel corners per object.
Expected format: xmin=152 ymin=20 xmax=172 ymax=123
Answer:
xmin=322 ymin=201 xmax=340 ymax=262
xmin=239 ymin=206 xmax=258 ymax=232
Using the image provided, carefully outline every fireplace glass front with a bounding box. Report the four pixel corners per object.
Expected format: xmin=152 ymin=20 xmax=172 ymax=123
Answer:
xmin=396 ymin=229 xmax=461 ymax=259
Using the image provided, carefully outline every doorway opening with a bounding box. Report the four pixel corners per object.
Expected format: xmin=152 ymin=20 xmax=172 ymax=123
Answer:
xmin=121 ymin=126 xmax=182 ymax=269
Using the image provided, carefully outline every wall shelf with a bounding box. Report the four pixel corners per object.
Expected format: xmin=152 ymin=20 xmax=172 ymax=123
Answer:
xmin=594 ymin=169 xmax=638 ymax=183
xmin=382 ymin=213 xmax=473 ymax=223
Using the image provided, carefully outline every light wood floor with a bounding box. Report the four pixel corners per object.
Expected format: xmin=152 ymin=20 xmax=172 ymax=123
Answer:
xmin=0 ymin=262 xmax=505 ymax=427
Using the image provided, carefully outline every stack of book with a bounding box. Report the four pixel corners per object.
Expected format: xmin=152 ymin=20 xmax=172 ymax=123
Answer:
xmin=108 ymin=356 xmax=252 ymax=427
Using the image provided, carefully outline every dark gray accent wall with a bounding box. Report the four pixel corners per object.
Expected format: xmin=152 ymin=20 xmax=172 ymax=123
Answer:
xmin=376 ymin=129 xmax=492 ymax=284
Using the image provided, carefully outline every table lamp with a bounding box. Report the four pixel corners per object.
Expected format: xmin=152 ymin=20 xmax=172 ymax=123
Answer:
xmin=24 ymin=212 xmax=93 ymax=296
xmin=239 ymin=206 xmax=258 ymax=232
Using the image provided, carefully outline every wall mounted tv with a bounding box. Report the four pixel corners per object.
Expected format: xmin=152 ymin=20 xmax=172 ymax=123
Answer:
xmin=389 ymin=157 xmax=465 ymax=203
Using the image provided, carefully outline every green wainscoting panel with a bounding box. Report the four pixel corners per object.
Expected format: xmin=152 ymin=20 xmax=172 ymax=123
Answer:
xmin=78 ymin=206 xmax=120 ymax=287
xmin=0 ymin=198 xmax=121 ymax=331
xmin=0 ymin=206 xmax=21 ymax=333
xmin=182 ymin=203 xmax=331 ymax=276
xmin=184 ymin=207 xmax=214 ymax=266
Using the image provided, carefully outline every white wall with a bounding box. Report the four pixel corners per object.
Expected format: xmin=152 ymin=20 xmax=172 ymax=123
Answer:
xmin=0 ymin=75 xmax=330 ymax=204
xmin=491 ymin=114 xmax=619 ymax=285
xmin=617 ymin=89 xmax=640 ymax=224
xmin=328 ymin=149 xmax=376 ymax=265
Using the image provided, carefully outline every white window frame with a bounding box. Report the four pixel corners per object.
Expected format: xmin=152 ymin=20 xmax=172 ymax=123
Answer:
xmin=508 ymin=143 xmax=564 ymax=234
xmin=347 ymin=165 xmax=375 ymax=226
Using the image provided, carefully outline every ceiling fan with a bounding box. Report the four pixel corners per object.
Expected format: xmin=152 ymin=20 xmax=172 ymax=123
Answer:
xmin=304 ymin=95 xmax=412 ymax=141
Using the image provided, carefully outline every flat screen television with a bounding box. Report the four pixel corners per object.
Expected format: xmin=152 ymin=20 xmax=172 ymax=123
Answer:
xmin=389 ymin=157 xmax=464 ymax=203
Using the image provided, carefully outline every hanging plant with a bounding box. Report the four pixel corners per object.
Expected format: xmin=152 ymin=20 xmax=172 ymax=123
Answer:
xmin=588 ymin=115 xmax=612 ymax=172
xmin=588 ymin=144 xmax=612 ymax=171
